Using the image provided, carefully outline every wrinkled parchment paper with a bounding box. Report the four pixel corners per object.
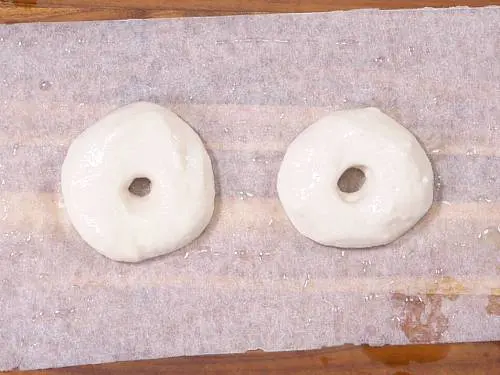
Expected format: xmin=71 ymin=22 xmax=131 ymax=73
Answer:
xmin=1 ymin=7 xmax=499 ymax=370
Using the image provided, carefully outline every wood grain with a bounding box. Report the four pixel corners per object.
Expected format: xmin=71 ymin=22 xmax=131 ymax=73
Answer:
xmin=6 ymin=343 xmax=500 ymax=374
xmin=1 ymin=0 xmax=499 ymax=374
xmin=0 ymin=0 xmax=499 ymax=23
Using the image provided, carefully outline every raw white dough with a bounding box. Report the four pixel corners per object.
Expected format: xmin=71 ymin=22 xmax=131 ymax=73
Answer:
xmin=277 ymin=107 xmax=433 ymax=248
xmin=61 ymin=102 xmax=215 ymax=262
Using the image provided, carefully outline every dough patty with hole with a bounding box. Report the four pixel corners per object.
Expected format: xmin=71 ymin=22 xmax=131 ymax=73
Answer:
xmin=61 ymin=102 xmax=215 ymax=262
xmin=277 ymin=107 xmax=433 ymax=248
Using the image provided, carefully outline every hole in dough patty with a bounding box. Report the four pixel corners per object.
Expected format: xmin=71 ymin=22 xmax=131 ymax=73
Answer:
xmin=337 ymin=167 xmax=366 ymax=194
xmin=128 ymin=177 xmax=152 ymax=197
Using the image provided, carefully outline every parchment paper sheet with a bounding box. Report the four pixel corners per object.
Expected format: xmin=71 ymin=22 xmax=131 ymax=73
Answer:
xmin=0 ymin=7 xmax=499 ymax=370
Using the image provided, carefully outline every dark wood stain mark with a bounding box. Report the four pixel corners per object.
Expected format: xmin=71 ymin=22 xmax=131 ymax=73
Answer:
xmin=319 ymin=356 xmax=329 ymax=367
xmin=363 ymin=343 xmax=450 ymax=366
xmin=12 ymin=0 xmax=38 ymax=7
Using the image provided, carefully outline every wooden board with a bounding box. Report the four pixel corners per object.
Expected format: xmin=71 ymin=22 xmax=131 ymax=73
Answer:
xmin=0 ymin=0 xmax=497 ymax=23
xmin=1 ymin=1 xmax=499 ymax=374
xmin=6 ymin=343 xmax=500 ymax=374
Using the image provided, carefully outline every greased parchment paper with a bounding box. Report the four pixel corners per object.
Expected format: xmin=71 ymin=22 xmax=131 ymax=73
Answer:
xmin=0 ymin=7 xmax=499 ymax=370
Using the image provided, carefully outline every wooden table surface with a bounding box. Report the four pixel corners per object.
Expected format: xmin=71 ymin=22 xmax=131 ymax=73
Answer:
xmin=0 ymin=0 xmax=498 ymax=23
xmin=1 ymin=0 xmax=499 ymax=374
